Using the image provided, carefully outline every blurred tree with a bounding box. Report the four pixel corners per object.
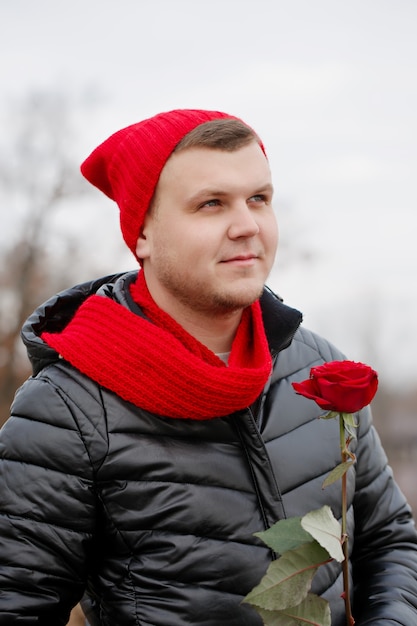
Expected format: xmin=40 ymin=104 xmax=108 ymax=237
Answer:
xmin=0 ymin=91 xmax=92 ymax=424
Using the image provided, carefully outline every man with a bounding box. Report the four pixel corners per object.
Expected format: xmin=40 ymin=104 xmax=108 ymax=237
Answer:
xmin=0 ymin=109 xmax=416 ymax=625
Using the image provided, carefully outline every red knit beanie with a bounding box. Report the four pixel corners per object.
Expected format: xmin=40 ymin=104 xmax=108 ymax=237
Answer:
xmin=81 ymin=108 xmax=245 ymax=258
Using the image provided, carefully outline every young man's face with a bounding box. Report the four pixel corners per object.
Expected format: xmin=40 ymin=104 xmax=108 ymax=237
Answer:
xmin=136 ymin=140 xmax=278 ymax=317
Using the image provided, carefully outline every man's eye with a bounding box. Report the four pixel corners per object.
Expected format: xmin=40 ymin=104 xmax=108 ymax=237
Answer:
xmin=200 ymin=199 xmax=220 ymax=209
xmin=249 ymin=195 xmax=266 ymax=203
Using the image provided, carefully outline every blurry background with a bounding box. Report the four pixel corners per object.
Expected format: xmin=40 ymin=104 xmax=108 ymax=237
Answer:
xmin=1 ymin=0 xmax=416 ymax=508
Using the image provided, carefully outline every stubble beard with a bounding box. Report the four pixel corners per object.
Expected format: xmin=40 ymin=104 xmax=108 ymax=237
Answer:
xmin=156 ymin=268 xmax=265 ymax=316
xmin=207 ymin=284 xmax=264 ymax=314
xmin=143 ymin=232 xmax=273 ymax=319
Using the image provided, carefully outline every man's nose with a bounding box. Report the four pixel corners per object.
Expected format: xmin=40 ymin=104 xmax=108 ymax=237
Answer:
xmin=227 ymin=202 xmax=260 ymax=239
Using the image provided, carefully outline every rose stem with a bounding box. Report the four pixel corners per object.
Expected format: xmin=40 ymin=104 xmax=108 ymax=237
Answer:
xmin=340 ymin=414 xmax=355 ymax=626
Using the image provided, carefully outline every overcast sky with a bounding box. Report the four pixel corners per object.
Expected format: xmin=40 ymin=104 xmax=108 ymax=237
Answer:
xmin=1 ymin=0 xmax=416 ymax=386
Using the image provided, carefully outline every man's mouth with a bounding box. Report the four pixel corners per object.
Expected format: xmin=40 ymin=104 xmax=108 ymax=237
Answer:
xmin=221 ymin=254 xmax=258 ymax=265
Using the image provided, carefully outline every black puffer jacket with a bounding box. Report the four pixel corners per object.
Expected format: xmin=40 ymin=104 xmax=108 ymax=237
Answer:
xmin=0 ymin=272 xmax=416 ymax=625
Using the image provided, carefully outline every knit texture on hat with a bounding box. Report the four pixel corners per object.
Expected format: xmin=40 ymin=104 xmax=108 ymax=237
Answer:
xmin=81 ymin=109 xmax=239 ymax=258
xmin=41 ymin=271 xmax=272 ymax=420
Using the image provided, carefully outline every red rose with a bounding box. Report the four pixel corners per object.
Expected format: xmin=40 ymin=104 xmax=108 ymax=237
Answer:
xmin=292 ymin=360 xmax=378 ymax=413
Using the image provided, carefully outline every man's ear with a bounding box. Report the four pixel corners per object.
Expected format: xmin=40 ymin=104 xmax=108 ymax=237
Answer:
xmin=135 ymin=221 xmax=151 ymax=260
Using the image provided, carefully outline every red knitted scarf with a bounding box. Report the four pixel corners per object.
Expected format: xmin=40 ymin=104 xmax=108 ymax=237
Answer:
xmin=41 ymin=272 xmax=272 ymax=420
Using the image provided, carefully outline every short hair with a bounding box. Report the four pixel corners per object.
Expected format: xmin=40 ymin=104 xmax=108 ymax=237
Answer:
xmin=174 ymin=119 xmax=260 ymax=153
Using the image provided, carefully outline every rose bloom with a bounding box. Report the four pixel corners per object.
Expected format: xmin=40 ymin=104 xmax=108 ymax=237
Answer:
xmin=292 ymin=360 xmax=378 ymax=414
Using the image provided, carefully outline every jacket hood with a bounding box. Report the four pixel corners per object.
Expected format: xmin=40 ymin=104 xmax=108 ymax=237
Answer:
xmin=21 ymin=271 xmax=303 ymax=377
xmin=21 ymin=273 xmax=124 ymax=375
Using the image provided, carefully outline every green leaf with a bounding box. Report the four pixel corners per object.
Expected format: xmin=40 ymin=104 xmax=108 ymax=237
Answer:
xmin=255 ymin=594 xmax=331 ymax=626
xmin=255 ymin=516 xmax=313 ymax=554
xmin=301 ymin=506 xmax=344 ymax=563
xmin=321 ymin=460 xmax=354 ymax=489
xmin=341 ymin=412 xmax=358 ymax=427
xmin=341 ymin=412 xmax=358 ymax=439
xmin=320 ymin=411 xmax=339 ymax=420
xmin=244 ymin=541 xmax=330 ymax=610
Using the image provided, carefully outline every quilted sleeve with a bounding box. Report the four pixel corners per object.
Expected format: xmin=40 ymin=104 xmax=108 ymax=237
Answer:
xmin=351 ymin=405 xmax=417 ymax=625
xmin=0 ymin=368 xmax=102 ymax=624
